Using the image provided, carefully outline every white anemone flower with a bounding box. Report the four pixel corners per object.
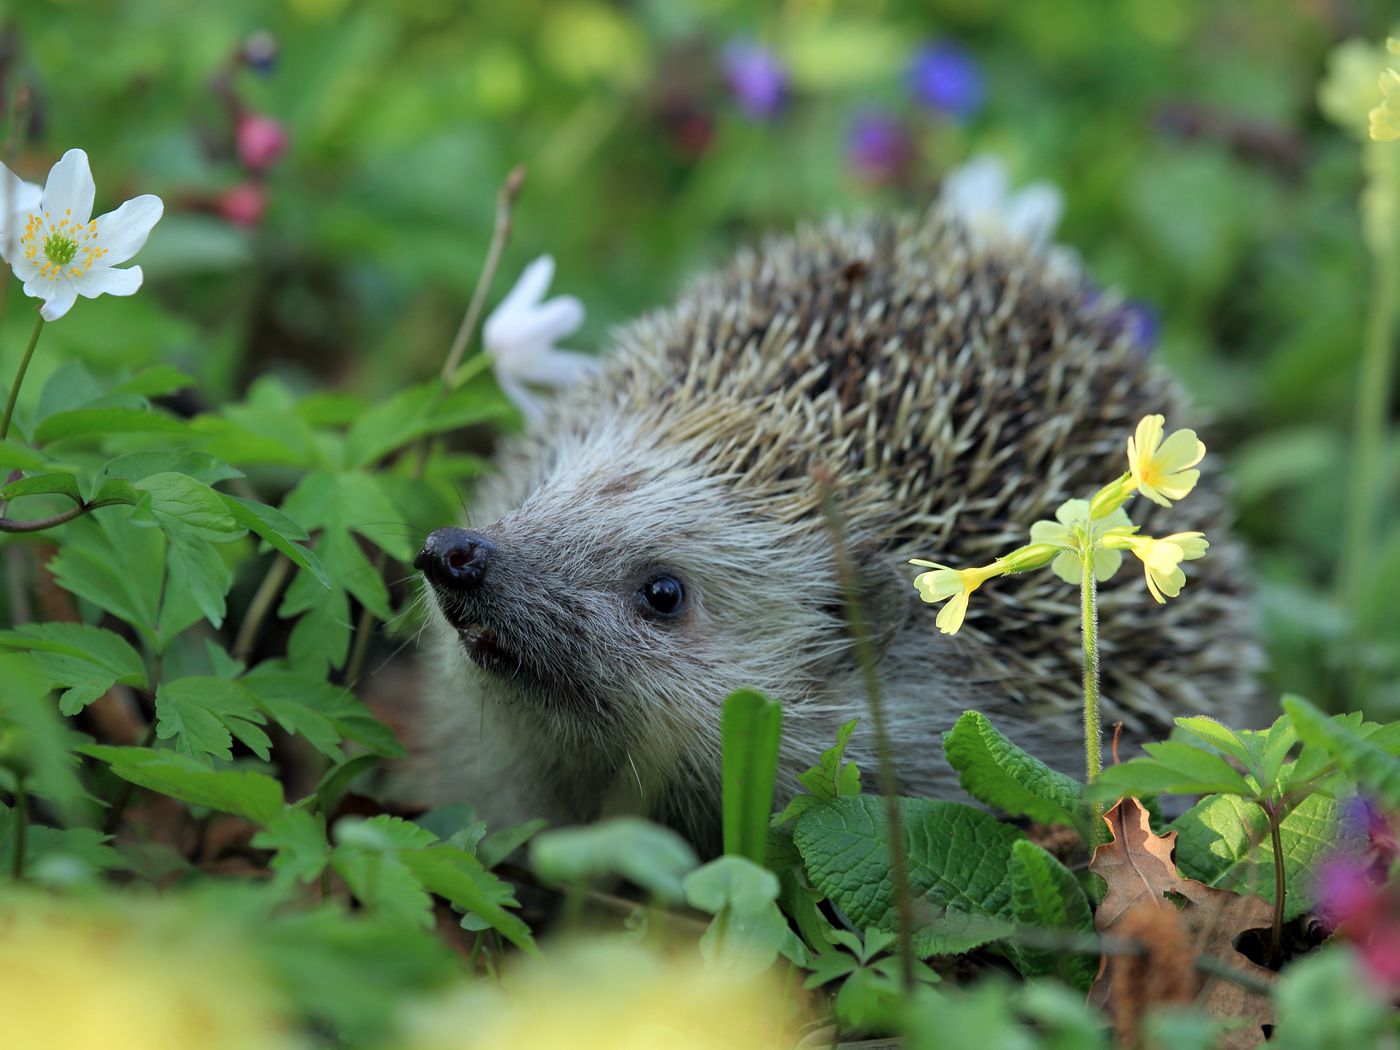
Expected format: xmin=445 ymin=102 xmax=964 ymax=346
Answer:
xmin=483 ymin=255 xmax=599 ymax=424
xmin=938 ymin=155 xmax=1066 ymax=250
xmin=0 ymin=149 xmax=163 ymax=322
xmin=0 ymin=168 xmax=43 ymax=257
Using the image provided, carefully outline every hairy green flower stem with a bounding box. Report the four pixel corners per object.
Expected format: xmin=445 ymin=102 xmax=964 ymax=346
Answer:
xmin=819 ymin=473 xmax=915 ymax=994
xmin=1080 ymin=542 xmax=1102 ymax=787
xmin=1 ymin=314 xmax=45 ymax=441
xmin=1341 ymin=207 xmax=1397 ymax=682
xmin=344 ymin=166 xmax=527 ymax=687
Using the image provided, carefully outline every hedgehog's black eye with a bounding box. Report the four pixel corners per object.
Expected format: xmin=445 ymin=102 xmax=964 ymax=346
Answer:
xmin=638 ymin=574 xmax=685 ymax=618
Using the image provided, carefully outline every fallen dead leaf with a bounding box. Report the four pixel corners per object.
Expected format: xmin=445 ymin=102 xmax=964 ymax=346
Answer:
xmin=1089 ymin=797 xmax=1275 ymax=1050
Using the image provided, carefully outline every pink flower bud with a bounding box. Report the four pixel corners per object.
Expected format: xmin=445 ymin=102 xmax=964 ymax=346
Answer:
xmin=236 ymin=113 xmax=288 ymax=172
xmin=220 ymin=183 xmax=266 ymax=227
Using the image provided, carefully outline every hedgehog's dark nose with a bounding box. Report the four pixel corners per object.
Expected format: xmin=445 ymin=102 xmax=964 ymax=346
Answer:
xmin=415 ymin=527 xmax=496 ymax=591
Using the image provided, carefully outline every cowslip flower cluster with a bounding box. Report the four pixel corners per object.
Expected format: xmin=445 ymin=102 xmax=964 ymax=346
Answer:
xmin=1370 ymin=38 xmax=1400 ymax=142
xmin=912 ymin=414 xmax=1209 ymax=632
xmin=0 ymin=148 xmax=163 ymax=321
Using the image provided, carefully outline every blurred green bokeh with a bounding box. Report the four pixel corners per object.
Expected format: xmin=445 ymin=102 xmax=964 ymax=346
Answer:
xmin=4 ymin=0 xmax=1398 ymax=712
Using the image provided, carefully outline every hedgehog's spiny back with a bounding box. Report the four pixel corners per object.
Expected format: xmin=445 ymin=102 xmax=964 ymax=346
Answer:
xmin=590 ymin=208 xmax=1258 ymax=738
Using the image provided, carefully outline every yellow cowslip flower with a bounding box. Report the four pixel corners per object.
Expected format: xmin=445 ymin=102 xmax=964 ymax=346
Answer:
xmin=1104 ymin=531 xmax=1208 ymax=604
xmin=404 ymin=936 xmax=792 ymax=1050
xmin=1319 ymin=38 xmax=1393 ymax=139
xmin=0 ymin=892 xmax=295 ymax=1050
xmin=1029 ymin=499 xmax=1132 ymax=585
xmin=1126 ymin=414 xmax=1205 ymax=507
xmin=910 ymin=558 xmax=1006 ymax=635
xmin=1371 ymin=69 xmax=1400 ymax=141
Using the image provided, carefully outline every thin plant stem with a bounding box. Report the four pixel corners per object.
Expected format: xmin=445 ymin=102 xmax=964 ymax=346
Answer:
xmin=10 ymin=776 xmax=26 ymax=880
xmin=440 ymin=165 xmax=525 ymax=387
xmin=1 ymin=314 xmax=45 ymax=441
xmin=1265 ymin=803 xmax=1287 ymax=965
xmin=1080 ymin=545 xmax=1102 ymax=784
xmin=1341 ymin=223 xmax=1397 ymax=673
xmin=232 ymin=554 xmax=293 ymax=661
xmin=344 ymin=550 xmax=388 ymax=687
xmin=817 ymin=471 xmax=915 ymax=993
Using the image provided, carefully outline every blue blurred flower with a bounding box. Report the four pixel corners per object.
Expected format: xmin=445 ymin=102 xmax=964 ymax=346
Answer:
xmin=846 ymin=111 xmax=912 ymax=183
xmin=1084 ymin=289 xmax=1160 ymax=352
xmin=908 ymin=41 xmax=984 ymax=119
xmin=720 ymin=40 xmax=788 ymax=120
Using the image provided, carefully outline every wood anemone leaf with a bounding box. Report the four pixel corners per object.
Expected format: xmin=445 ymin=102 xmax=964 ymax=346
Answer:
xmin=1089 ymin=798 xmax=1275 ymax=1050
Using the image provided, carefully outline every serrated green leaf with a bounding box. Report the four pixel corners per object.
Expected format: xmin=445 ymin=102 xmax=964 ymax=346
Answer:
xmin=530 ymin=816 xmax=699 ymax=905
xmin=134 ymin=472 xmax=242 ymax=541
xmin=98 ymin=448 xmax=242 ymax=486
xmin=1091 ymin=741 xmax=1255 ymax=801
xmin=721 ymin=689 xmax=782 ymax=866
xmin=399 ymin=846 xmax=537 ymax=955
xmin=335 ymin=814 xmax=439 ymax=852
xmin=47 ymin=512 xmax=166 ymax=644
xmin=83 ymin=744 xmax=284 ymax=823
xmin=342 ymin=382 xmax=439 ymax=468
xmin=478 ymin=818 xmax=549 ymax=869
xmin=0 ymin=623 xmax=147 ymax=715
xmin=1283 ymin=696 xmax=1400 ymax=806
xmin=792 ymin=796 xmax=1024 ymax=956
xmin=242 ymin=666 xmax=403 ymax=758
xmin=1172 ymin=793 xmax=1355 ymax=919
xmin=1007 ymin=839 xmax=1096 ymax=990
xmin=794 ymin=718 xmax=861 ymax=802
xmin=331 ymin=846 xmax=433 ymax=928
xmin=2 ymin=471 xmax=82 ymax=503
xmin=221 ymin=494 xmax=329 ymax=587
xmin=154 ymin=677 xmax=271 ymax=763
xmin=35 ymin=407 xmax=185 ymax=444
xmin=1175 ymin=716 xmax=1252 ymax=765
xmin=252 ymin=807 xmax=331 ymax=888
xmin=943 ymin=711 xmax=1087 ymax=835
xmin=0 ymin=654 xmax=95 ymax=825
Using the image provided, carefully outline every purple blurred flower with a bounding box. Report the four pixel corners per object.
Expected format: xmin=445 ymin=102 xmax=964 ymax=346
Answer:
xmin=1115 ymin=300 xmax=1160 ymax=349
xmin=720 ymin=40 xmax=788 ymax=120
xmin=1315 ymin=856 xmax=1382 ymax=928
xmin=241 ymin=30 xmax=279 ymax=74
xmin=846 ymin=111 xmax=913 ymax=184
xmin=908 ymin=41 xmax=984 ymax=120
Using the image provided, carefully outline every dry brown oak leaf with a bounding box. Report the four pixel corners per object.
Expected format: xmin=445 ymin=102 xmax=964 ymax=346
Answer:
xmin=1089 ymin=797 xmax=1276 ymax=1050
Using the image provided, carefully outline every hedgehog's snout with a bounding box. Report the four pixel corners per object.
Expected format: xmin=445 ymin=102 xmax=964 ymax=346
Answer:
xmin=416 ymin=527 xmax=496 ymax=593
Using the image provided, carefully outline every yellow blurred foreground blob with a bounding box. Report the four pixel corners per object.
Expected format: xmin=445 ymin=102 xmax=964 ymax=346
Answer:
xmin=0 ymin=892 xmax=296 ymax=1050
xmin=405 ymin=937 xmax=795 ymax=1050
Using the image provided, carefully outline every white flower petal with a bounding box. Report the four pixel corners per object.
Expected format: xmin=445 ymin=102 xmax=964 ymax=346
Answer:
xmin=0 ymin=166 xmax=42 ymax=260
xmin=495 ymin=372 xmax=546 ymax=425
xmin=507 ymin=347 xmax=601 ymax=388
xmin=487 ymin=255 xmax=556 ymax=332
xmin=23 ymin=275 xmax=78 ymax=321
xmin=1001 ymin=184 xmax=1063 ymax=247
xmin=10 ymin=249 xmax=39 ymax=281
xmin=40 ymin=149 xmax=96 ymax=225
xmin=93 ymin=195 xmax=163 ymax=266
xmin=71 ymin=264 xmax=143 ymax=299
xmin=489 ymin=296 xmax=585 ymax=360
xmin=941 ymin=156 xmax=1008 ymax=220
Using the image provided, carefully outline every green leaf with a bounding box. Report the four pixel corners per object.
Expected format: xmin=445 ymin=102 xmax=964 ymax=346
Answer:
xmin=331 ymin=844 xmax=433 ymax=929
xmin=306 ymin=753 xmax=381 ymax=816
xmin=252 ymin=807 xmax=331 ymax=888
xmin=221 ymin=495 xmax=329 ymax=587
xmin=1 ymin=470 xmax=82 ymax=503
xmin=1175 ymin=716 xmax=1253 ymax=766
xmin=478 ymin=818 xmax=550 ymax=869
xmin=792 ymin=796 xmax=1024 ymax=956
xmin=83 ymin=744 xmax=284 ymax=824
xmin=1091 ymin=740 xmax=1255 ymax=800
xmin=133 ymin=472 xmax=242 ymax=541
xmin=1283 ymin=696 xmax=1400 ymax=807
xmin=683 ymin=855 xmax=808 ymax=971
xmin=342 ymin=382 xmax=438 ymax=467
xmin=721 ymin=689 xmax=782 ymax=866
xmin=110 ymin=365 xmax=195 ymax=398
xmin=47 ymin=512 xmax=167 ymax=644
xmin=0 ymin=813 xmax=125 ymax=880
xmin=529 ymin=816 xmax=700 ymax=905
xmin=35 ymin=407 xmax=185 ymax=444
xmin=399 ymin=846 xmax=538 ymax=955
xmin=154 ymin=677 xmax=272 ymax=763
xmin=1172 ymin=793 xmax=1355 ymax=919
xmin=1006 ymin=839 xmax=1096 ymax=990
xmin=98 ymin=448 xmax=242 ymax=486
xmin=241 ymin=666 xmax=404 ymax=759
xmin=0 ymin=654 xmax=95 ymax=825
xmin=0 ymin=438 xmax=48 ymax=471
xmin=797 ymin=718 xmax=862 ymax=801
xmin=335 ymin=814 xmax=438 ymax=852
xmin=942 ymin=711 xmax=1088 ymax=835
xmin=0 ymin=622 xmax=147 ymax=715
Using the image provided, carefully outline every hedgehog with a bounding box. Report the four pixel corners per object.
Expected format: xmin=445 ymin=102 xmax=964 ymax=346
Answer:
xmin=405 ymin=199 xmax=1259 ymax=851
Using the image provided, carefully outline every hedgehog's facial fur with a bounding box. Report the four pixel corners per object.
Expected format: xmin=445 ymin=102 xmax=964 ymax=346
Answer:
xmin=417 ymin=415 xmax=891 ymax=798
